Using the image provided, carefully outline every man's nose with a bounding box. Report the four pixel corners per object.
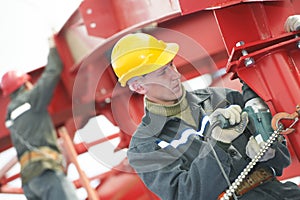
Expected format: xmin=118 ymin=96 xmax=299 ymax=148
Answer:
xmin=170 ymin=66 xmax=181 ymax=79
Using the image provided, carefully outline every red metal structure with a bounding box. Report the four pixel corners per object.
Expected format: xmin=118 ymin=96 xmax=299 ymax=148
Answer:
xmin=0 ymin=0 xmax=299 ymax=199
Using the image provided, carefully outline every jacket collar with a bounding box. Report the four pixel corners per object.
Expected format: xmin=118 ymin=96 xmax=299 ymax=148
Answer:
xmin=140 ymin=89 xmax=212 ymax=137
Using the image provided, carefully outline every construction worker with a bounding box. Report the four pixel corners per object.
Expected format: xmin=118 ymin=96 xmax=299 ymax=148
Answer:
xmin=110 ymin=23 xmax=300 ymax=200
xmin=0 ymin=36 xmax=79 ymax=200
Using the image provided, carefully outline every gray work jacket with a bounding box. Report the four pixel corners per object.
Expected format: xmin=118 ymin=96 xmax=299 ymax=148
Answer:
xmin=5 ymin=48 xmax=63 ymax=185
xmin=128 ymin=87 xmax=292 ymax=200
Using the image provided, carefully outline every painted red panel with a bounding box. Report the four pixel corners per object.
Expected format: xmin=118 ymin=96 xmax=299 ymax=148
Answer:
xmin=80 ymin=0 xmax=181 ymax=38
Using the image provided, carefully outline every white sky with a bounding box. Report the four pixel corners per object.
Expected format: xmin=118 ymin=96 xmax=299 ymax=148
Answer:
xmin=0 ymin=0 xmax=82 ymax=79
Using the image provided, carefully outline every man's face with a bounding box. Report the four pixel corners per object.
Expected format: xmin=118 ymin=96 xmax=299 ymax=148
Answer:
xmin=141 ymin=61 xmax=183 ymax=105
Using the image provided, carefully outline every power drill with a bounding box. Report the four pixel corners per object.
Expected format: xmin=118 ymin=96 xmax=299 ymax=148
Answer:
xmin=218 ymin=82 xmax=273 ymax=143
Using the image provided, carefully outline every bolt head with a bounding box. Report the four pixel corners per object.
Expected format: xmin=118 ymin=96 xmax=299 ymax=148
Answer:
xmin=245 ymin=58 xmax=255 ymax=67
xmin=236 ymin=41 xmax=245 ymax=47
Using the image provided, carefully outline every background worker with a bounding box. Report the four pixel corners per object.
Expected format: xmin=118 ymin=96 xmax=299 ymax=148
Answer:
xmin=0 ymin=36 xmax=79 ymax=200
xmin=110 ymin=31 xmax=300 ymax=199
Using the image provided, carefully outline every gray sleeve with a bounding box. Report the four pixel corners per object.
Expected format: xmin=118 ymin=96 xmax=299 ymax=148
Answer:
xmin=29 ymin=48 xmax=63 ymax=110
xmin=128 ymin=139 xmax=231 ymax=200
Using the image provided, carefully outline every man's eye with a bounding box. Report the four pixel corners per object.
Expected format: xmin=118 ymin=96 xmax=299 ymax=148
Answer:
xmin=157 ymin=67 xmax=168 ymax=76
xmin=159 ymin=70 xmax=166 ymax=75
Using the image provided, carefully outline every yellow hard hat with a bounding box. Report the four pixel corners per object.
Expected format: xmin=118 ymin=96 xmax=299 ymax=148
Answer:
xmin=111 ymin=33 xmax=179 ymax=86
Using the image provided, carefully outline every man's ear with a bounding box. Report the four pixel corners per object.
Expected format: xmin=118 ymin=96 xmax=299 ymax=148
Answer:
xmin=129 ymin=80 xmax=147 ymax=94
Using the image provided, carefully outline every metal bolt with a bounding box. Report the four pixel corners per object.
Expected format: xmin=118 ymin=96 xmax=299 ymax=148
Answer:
xmin=100 ymin=88 xmax=107 ymax=95
xmin=236 ymin=41 xmax=245 ymax=47
xmin=90 ymin=22 xmax=96 ymax=28
xmin=86 ymin=8 xmax=93 ymax=15
xmin=104 ymin=98 xmax=111 ymax=104
xmin=244 ymin=57 xmax=255 ymax=67
xmin=296 ymin=35 xmax=300 ymax=49
xmin=236 ymin=41 xmax=255 ymax=67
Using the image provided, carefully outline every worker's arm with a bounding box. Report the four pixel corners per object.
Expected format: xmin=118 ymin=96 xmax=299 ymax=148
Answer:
xmin=30 ymin=36 xmax=63 ymax=110
xmin=128 ymin=135 xmax=231 ymax=200
xmin=224 ymin=87 xmax=291 ymax=175
xmin=256 ymin=136 xmax=291 ymax=176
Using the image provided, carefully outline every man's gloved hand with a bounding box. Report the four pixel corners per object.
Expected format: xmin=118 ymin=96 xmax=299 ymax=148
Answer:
xmin=209 ymin=105 xmax=249 ymax=143
xmin=284 ymin=15 xmax=300 ymax=32
xmin=246 ymin=136 xmax=275 ymax=162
